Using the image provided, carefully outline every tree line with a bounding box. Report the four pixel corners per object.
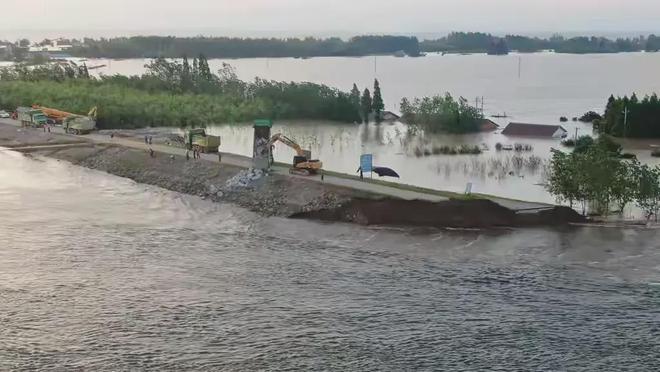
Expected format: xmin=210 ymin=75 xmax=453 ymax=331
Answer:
xmin=0 ymin=56 xmax=379 ymax=128
xmin=546 ymin=135 xmax=660 ymax=221
xmin=5 ymin=33 xmax=660 ymax=62
xmin=597 ymin=93 xmax=660 ymax=138
xmin=420 ymin=32 xmax=660 ymax=55
xmin=60 ymin=36 xmax=421 ymax=59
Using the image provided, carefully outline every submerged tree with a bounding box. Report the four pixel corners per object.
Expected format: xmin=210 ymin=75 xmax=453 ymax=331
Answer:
xmin=350 ymin=83 xmax=361 ymax=114
xmin=361 ymin=88 xmax=372 ymax=123
xmin=372 ymin=79 xmax=384 ymax=121
xmin=399 ymin=93 xmax=482 ymax=134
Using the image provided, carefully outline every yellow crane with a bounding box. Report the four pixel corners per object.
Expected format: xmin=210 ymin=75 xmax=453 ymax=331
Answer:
xmin=32 ymin=105 xmax=97 ymax=124
xmin=32 ymin=105 xmax=97 ymax=134
xmin=268 ymin=133 xmax=323 ymax=176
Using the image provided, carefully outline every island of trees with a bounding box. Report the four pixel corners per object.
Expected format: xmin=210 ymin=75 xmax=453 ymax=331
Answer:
xmin=420 ymin=32 xmax=660 ymax=55
xmin=0 ymin=56 xmax=388 ymax=128
xmin=4 ymin=33 xmax=660 ymax=61
xmin=399 ymin=94 xmax=483 ymax=133
xmin=547 ymin=135 xmax=660 ymax=221
xmin=596 ymin=94 xmax=660 ymax=138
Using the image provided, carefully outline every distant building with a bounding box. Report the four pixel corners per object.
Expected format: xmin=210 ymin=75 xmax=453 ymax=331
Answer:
xmin=502 ymin=122 xmax=568 ymax=138
xmin=478 ymin=118 xmax=500 ymax=132
xmin=29 ymin=39 xmax=72 ymax=53
xmin=380 ymin=111 xmax=401 ymax=122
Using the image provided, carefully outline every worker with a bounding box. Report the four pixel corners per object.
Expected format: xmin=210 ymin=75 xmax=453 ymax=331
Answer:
xmin=186 ymin=150 xmax=190 ymax=161
xmin=47 ymin=125 xmax=50 ymax=133
xmin=148 ymin=136 xmax=153 ymax=145
xmin=43 ymin=125 xmax=46 ymax=133
xmin=321 ymin=170 xmax=324 ymax=181
xmin=218 ymin=152 xmax=222 ymax=163
xmin=144 ymin=135 xmax=148 ymax=144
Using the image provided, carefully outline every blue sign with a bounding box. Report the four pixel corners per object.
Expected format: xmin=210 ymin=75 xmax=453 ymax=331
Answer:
xmin=360 ymin=154 xmax=373 ymax=173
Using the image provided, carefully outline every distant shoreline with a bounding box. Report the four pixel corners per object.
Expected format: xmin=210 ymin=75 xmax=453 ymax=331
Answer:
xmin=2 ymin=32 xmax=659 ymax=61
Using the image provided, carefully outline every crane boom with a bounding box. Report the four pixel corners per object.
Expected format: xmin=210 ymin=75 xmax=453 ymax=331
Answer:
xmin=32 ymin=105 xmax=98 ymax=123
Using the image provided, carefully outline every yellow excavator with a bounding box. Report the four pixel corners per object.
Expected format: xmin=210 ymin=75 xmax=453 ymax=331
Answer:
xmin=268 ymin=133 xmax=323 ymax=176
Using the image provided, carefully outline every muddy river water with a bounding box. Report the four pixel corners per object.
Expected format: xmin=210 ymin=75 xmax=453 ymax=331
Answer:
xmin=2 ymin=148 xmax=660 ymax=370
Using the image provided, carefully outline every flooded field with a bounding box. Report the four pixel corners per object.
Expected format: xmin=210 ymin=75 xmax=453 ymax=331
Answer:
xmin=189 ymin=121 xmax=658 ymax=204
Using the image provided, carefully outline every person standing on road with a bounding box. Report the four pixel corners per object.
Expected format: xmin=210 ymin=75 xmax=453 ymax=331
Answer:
xmin=144 ymin=135 xmax=148 ymax=144
xmin=186 ymin=150 xmax=190 ymax=161
xmin=148 ymin=136 xmax=153 ymax=145
xmin=218 ymin=152 xmax=222 ymax=163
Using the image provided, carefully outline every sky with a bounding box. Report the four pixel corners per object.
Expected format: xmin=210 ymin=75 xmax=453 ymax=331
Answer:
xmin=1 ymin=0 xmax=660 ymax=39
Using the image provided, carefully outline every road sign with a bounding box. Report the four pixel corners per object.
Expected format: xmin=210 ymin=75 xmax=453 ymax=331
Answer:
xmin=360 ymin=154 xmax=373 ymax=173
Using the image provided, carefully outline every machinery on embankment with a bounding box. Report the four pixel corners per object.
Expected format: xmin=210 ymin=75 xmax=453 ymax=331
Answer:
xmin=16 ymin=107 xmax=48 ymax=128
xmin=184 ymin=128 xmax=221 ymax=153
xmin=32 ymin=105 xmax=97 ymax=135
xmin=268 ymin=133 xmax=323 ymax=176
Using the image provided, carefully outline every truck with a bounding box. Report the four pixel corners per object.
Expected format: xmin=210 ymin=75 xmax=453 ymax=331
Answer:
xmin=184 ymin=129 xmax=221 ymax=153
xmin=16 ymin=107 xmax=48 ymax=128
xmin=63 ymin=115 xmax=96 ymax=135
xmin=34 ymin=105 xmax=97 ymax=135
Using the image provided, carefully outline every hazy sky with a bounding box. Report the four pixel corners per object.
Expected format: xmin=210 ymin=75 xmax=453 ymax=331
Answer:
xmin=2 ymin=0 xmax=659 ymax=38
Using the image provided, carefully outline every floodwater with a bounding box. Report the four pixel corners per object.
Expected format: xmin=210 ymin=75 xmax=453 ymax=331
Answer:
xmin=90 ymin=52 xmax=660 ymax=124
xmin=87 ymin=53 xmax=660 ymax=202
xmin=2 ymin=148 xmax=660 ymax=370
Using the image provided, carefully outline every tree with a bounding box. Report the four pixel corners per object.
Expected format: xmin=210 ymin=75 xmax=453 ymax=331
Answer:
xmin=350 ymin=84 xmax=361 ymax=112
xmin=372 ymin=79 xmax=384 ymax=121
xmin=546 ymin=150 xmax=581 ymax=209
xmin=573 ymin=135 xmax=595 ymax=154
xmin=398 ymin=93 xmax=482 ymax=134
xmin=361 ymin=88 xmax=372 ymax=123
xmin=181 ymin=55 xmax=193 ymax=92
xmin=635 ymin=164 xmax=660 ymax=222
xmin=611 ymin=159 xmax=638 ymax=213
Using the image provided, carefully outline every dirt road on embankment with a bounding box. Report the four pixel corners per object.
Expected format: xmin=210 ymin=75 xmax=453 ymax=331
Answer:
xmin=0 ymin=120 xmax=585 ymax=228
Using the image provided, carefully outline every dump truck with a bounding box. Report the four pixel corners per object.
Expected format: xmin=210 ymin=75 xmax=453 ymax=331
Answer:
xmin=33 ymin=105 xmax=97 ymax=135
xmin=63 ymin=115 xmax=96 ymax=135
xmin=184 ymin=129 xmax=221 ymax=153
xmin=16 ymin=107 xmax=48 ymax=128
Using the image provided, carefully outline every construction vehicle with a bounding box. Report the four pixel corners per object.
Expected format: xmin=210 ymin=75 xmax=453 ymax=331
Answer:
xmin=16 ymin=107 xmax=48 ymax=128
xmin=268 ymin=133 xmax=323 ymax=176
xmin=32 ymin=105 xmax=97 ymax=135
xmin=184 ymin=128 xmax=221 ymax=153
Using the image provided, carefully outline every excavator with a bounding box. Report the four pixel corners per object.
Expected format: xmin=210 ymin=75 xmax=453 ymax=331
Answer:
xmin=32 ymin=105 xmax=97 ymax=134
xmin=268 ymin=133 xmax=323 ymax=176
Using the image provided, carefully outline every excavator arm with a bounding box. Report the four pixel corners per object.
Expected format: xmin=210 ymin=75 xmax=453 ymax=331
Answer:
xmin=268 ymin=133 xmax=305 ymax=157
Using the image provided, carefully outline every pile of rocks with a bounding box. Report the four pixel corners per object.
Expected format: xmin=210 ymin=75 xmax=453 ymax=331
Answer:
xmin=301 ymin=192 xmax=345 ymax=212
xmin=224 ymin=168 xmax=265 ymax=190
